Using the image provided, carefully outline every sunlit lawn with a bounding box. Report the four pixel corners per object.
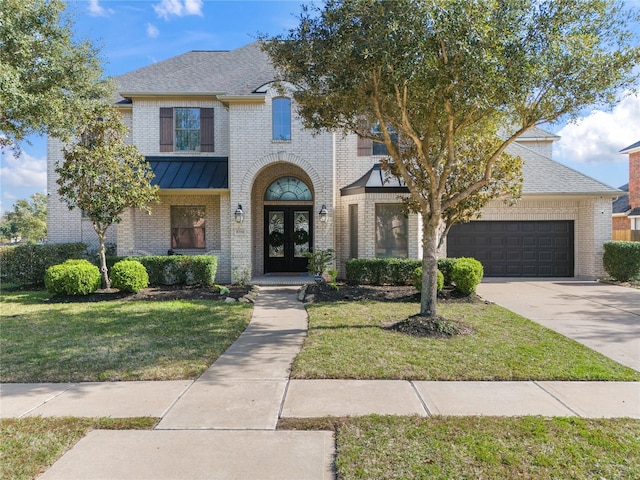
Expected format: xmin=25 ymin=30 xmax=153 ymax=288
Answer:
xmin=0 ymin=290 xmax=252 ymax=382
xmin=280 ymin=415 xmax=640 ymax=480
xmin=294 ymin=301 xmax=640 ymax=380
xmin=0 ymin=417 xmax=157 ymax=480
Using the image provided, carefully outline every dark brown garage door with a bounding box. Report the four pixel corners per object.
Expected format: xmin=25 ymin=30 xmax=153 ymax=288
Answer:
xmin=447 ymin=221 xmax=574 ymax=277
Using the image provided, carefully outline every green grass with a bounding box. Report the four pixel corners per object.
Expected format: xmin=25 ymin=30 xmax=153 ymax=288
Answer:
xmin=322 ymin=416 xmax=640 ymax=479
xmin=294 ymin=301 xmax=640 ymax=380
xmin=0 ymin=417 xmax=157 ymax=480
xmin=0 ymin=290 xmax=252 ymax=382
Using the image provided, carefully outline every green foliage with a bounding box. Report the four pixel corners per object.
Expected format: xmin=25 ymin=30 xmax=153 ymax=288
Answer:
xmin=327 ymin=269 xmax=339 ymax=290
xmin=413 ymin=267 xmax=444 ymax=293
xmin=603 ymin=242 xmax=640 ymax=282
xmin=305 ymin=248 xmax=334 ymax=276
xmin=437 ymin=258 xmax=458 ymax=286
xmin=135 ymin=255 xmax=218 ymax=286
xmin=0 ymin=242 xmax=87 ymax=287
xmin=0 ymin=193 xmax=47 ymax=243
xmin=451 ymin=257 xmax=484 ymax=294
xmin=56 ymin=103 xmax=159 ymax=289
xmin=263 ymin=0 xmax=640 ymax=318
xmin=0 ymin=0 xmax=108 ymax=148
xmin=110 ymin=260 xmax=149 ymax=293
xmin=346 ymin=258 xmax=421 ymax=285
xmin=44 ymin=259 xmax=101 ymax=295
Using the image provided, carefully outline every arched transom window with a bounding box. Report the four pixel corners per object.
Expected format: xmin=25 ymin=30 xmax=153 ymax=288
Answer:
xmin=264 ymin=177 xmax=312 ymax=201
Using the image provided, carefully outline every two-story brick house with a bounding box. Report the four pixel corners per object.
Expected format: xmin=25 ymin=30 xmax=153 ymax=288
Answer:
xmin=47 ymin=42 xmax=621 ymax=282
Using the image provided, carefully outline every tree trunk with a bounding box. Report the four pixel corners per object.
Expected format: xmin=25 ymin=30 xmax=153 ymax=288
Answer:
xmin=96 ymin=230 xmax=110 ymax=289
xmin=419 ymin=214 xmax=441 ymax=318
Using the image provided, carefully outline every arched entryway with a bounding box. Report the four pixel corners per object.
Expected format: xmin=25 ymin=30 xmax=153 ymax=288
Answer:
xmin=251 ymin=164 xmax=315 ymax=275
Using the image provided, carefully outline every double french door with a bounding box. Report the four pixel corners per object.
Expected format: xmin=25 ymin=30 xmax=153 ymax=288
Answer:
xmin=264 ymin=206 xmax=312 ymax=273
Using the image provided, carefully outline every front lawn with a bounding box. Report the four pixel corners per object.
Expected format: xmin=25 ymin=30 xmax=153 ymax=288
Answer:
xmin=0 ymin=417 xmax=157 ymax=480
xmin=282 ymin=415 xmax=640 ymax=479
xmin=0 ymin=290 xmax=252 ymax=382
xmin=294 ymin=301 xmax=640 ymax=380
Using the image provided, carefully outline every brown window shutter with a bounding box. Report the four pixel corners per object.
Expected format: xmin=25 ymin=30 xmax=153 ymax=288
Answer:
xmin=160 ymin=108 xmax=173 ymax=152
xmin=357 ymin=136 xmax=373 ymax=156
xmin=200 ymin=108 xmax=215 ymax=152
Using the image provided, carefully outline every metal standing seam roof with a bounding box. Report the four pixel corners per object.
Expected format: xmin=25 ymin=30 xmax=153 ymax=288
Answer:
xmin=147 ymin=157 xmax=228 ymax=189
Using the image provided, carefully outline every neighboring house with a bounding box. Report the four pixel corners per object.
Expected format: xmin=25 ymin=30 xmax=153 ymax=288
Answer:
xmin=47 ymin=42 xmax=621 ymax=282
xmin=612 ymin=140 xmax=640 ymax=238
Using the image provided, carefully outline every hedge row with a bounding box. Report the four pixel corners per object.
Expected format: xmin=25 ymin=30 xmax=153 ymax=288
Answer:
xmin=603 ymin=241 xmax=640 ymax=282
xmin=345 ymin=258 xmax=422 ymax=285
xmin=130 ymin=255 xmax=218 ymax=286
xmin=0 ymin=243 xmax=88 ymax=287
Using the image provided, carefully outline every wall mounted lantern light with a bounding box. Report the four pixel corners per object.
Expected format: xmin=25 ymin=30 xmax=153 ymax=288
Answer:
xmin=319 ymin=204 xmax=329 ymax=223
xmin=234 ymin=204 xmax=245 ymax=223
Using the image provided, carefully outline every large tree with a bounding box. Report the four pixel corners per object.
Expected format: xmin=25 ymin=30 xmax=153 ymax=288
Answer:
xmin=0 ymin=0 xmax=107 ymax=148
xmin=0 ymin=192 xmax=47 ymax=243
xmin=56 ymin=104 xmax=159 ymax=289
xmin=263 ymin=0 xmax=639 ymax=318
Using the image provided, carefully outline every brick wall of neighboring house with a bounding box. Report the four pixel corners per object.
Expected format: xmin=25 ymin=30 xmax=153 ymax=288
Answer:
xmin=613 ymin=216 xmax=631 ymax=230
xmin=629 ymin=150 xmax=640 ymax=209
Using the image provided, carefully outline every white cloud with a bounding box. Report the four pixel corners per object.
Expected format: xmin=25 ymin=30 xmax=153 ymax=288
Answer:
xmin=146 ymin=22 xmax=160 ymax=38
xmin=0 ymin=150 xmax=47 ymax=215
xmin=555 ymin=92 xmax=640 ymax=165
xmin=88 ymin=0 xmax=114 ymax=17
xmin=153 ymin=0 xmax=203 ymax=20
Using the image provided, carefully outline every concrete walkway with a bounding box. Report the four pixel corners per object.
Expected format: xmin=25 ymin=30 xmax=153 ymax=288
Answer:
xmin=1 ymin=283 xmax=639 ymax=479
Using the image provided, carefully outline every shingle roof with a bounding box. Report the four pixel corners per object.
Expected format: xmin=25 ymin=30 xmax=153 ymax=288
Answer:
xmin=340 ymin=164 xmax=408 ymax=196
xmin=147 ymin=157 xmax=228 ymax=189
xmin=508 ymin=142 xmax=622 ymax=195
xmin=116 ymin=42 xmax=275 ymax=98
xmin=620 ymin=140 xmax=640 ymax=153
xmin=516 ymin=126 xmax=560 ymax=141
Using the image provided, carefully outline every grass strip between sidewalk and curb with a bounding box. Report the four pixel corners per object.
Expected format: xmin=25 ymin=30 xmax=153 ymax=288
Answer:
xmin=294 ymin=301 xmax=640 ymax=380
xmin=279 ymin=415 xmax=640 ymax=479
xmin=0 ymin=417 xmax=158 ymax=480
xmin=1 ymin=290 xmax=252 ymax=382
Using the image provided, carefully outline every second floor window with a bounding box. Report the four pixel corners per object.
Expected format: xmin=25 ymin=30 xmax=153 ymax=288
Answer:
xmin=160 ymin=107 xmax=214 ymax=153
xmin=272 ymin=97 xmax=291 ymax=141
xmin=175 ymin=108 xmax=200 ymax=152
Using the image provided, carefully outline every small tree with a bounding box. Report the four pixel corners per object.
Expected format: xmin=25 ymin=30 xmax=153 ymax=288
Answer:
xmin=0 ymin=193 xmax=47 ymax=243
xmin=0 ymin=0 xmax=107 ymax=149
xmin=56 ymin=104 xmax=159 ymax=288
xmin=263 ymin=0 xmax=640 ymax=319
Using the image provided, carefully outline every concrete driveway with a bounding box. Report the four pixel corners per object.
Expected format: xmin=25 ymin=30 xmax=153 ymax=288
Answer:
xmin=477 ymin=280 xmax=640 ymax=372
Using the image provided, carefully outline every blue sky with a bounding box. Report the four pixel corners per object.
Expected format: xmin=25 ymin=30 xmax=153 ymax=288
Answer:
xmin=1 ymin=0 xmax=639 ymax=215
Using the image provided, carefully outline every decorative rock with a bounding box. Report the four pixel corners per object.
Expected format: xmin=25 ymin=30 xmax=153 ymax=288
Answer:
xmin=224 ymin=297 xmax=237 ymax=303
xmin=303 ymin=294 xmax=315 ymax=303
xmin=239 ymin=297 xmax=251 ymax=303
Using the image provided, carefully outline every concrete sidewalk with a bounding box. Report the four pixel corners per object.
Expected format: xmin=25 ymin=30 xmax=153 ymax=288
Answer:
xmin=1 ymin=284 xmax=639 ymax=479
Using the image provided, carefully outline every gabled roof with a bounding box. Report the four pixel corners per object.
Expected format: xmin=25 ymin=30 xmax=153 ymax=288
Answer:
xmin=515 ymin=126 xmax=560 ymax=142
xmin=147 ymin=157 xmax=228 ymax=189
xmin=620 ymin=140 xmax=640 ymax=154
xmin=116 ymin=42 xmax=275 ymax=99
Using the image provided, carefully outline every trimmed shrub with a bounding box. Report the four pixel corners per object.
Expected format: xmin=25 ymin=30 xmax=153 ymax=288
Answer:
xmin=134 ymin=255 xmax=217 ymax=286
xmin=437 ymin=258 xmax=458 ymax=286
xmin=413 ymin=267 xmax=444 ymax=292
xmin=110 ymin=260 xmax=149 ymax=293
xmin=44 ymin=259 xmax=101 ymax=295
xmin=345 ymin=258 xmax=421 ymax=285
xmin=0 ymin=242 xmax=88 ymax=287
xmin=451 ymin=257 xmax=484 ymax=294
xmin=603 ymin=241 xmax=640 ymax=282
